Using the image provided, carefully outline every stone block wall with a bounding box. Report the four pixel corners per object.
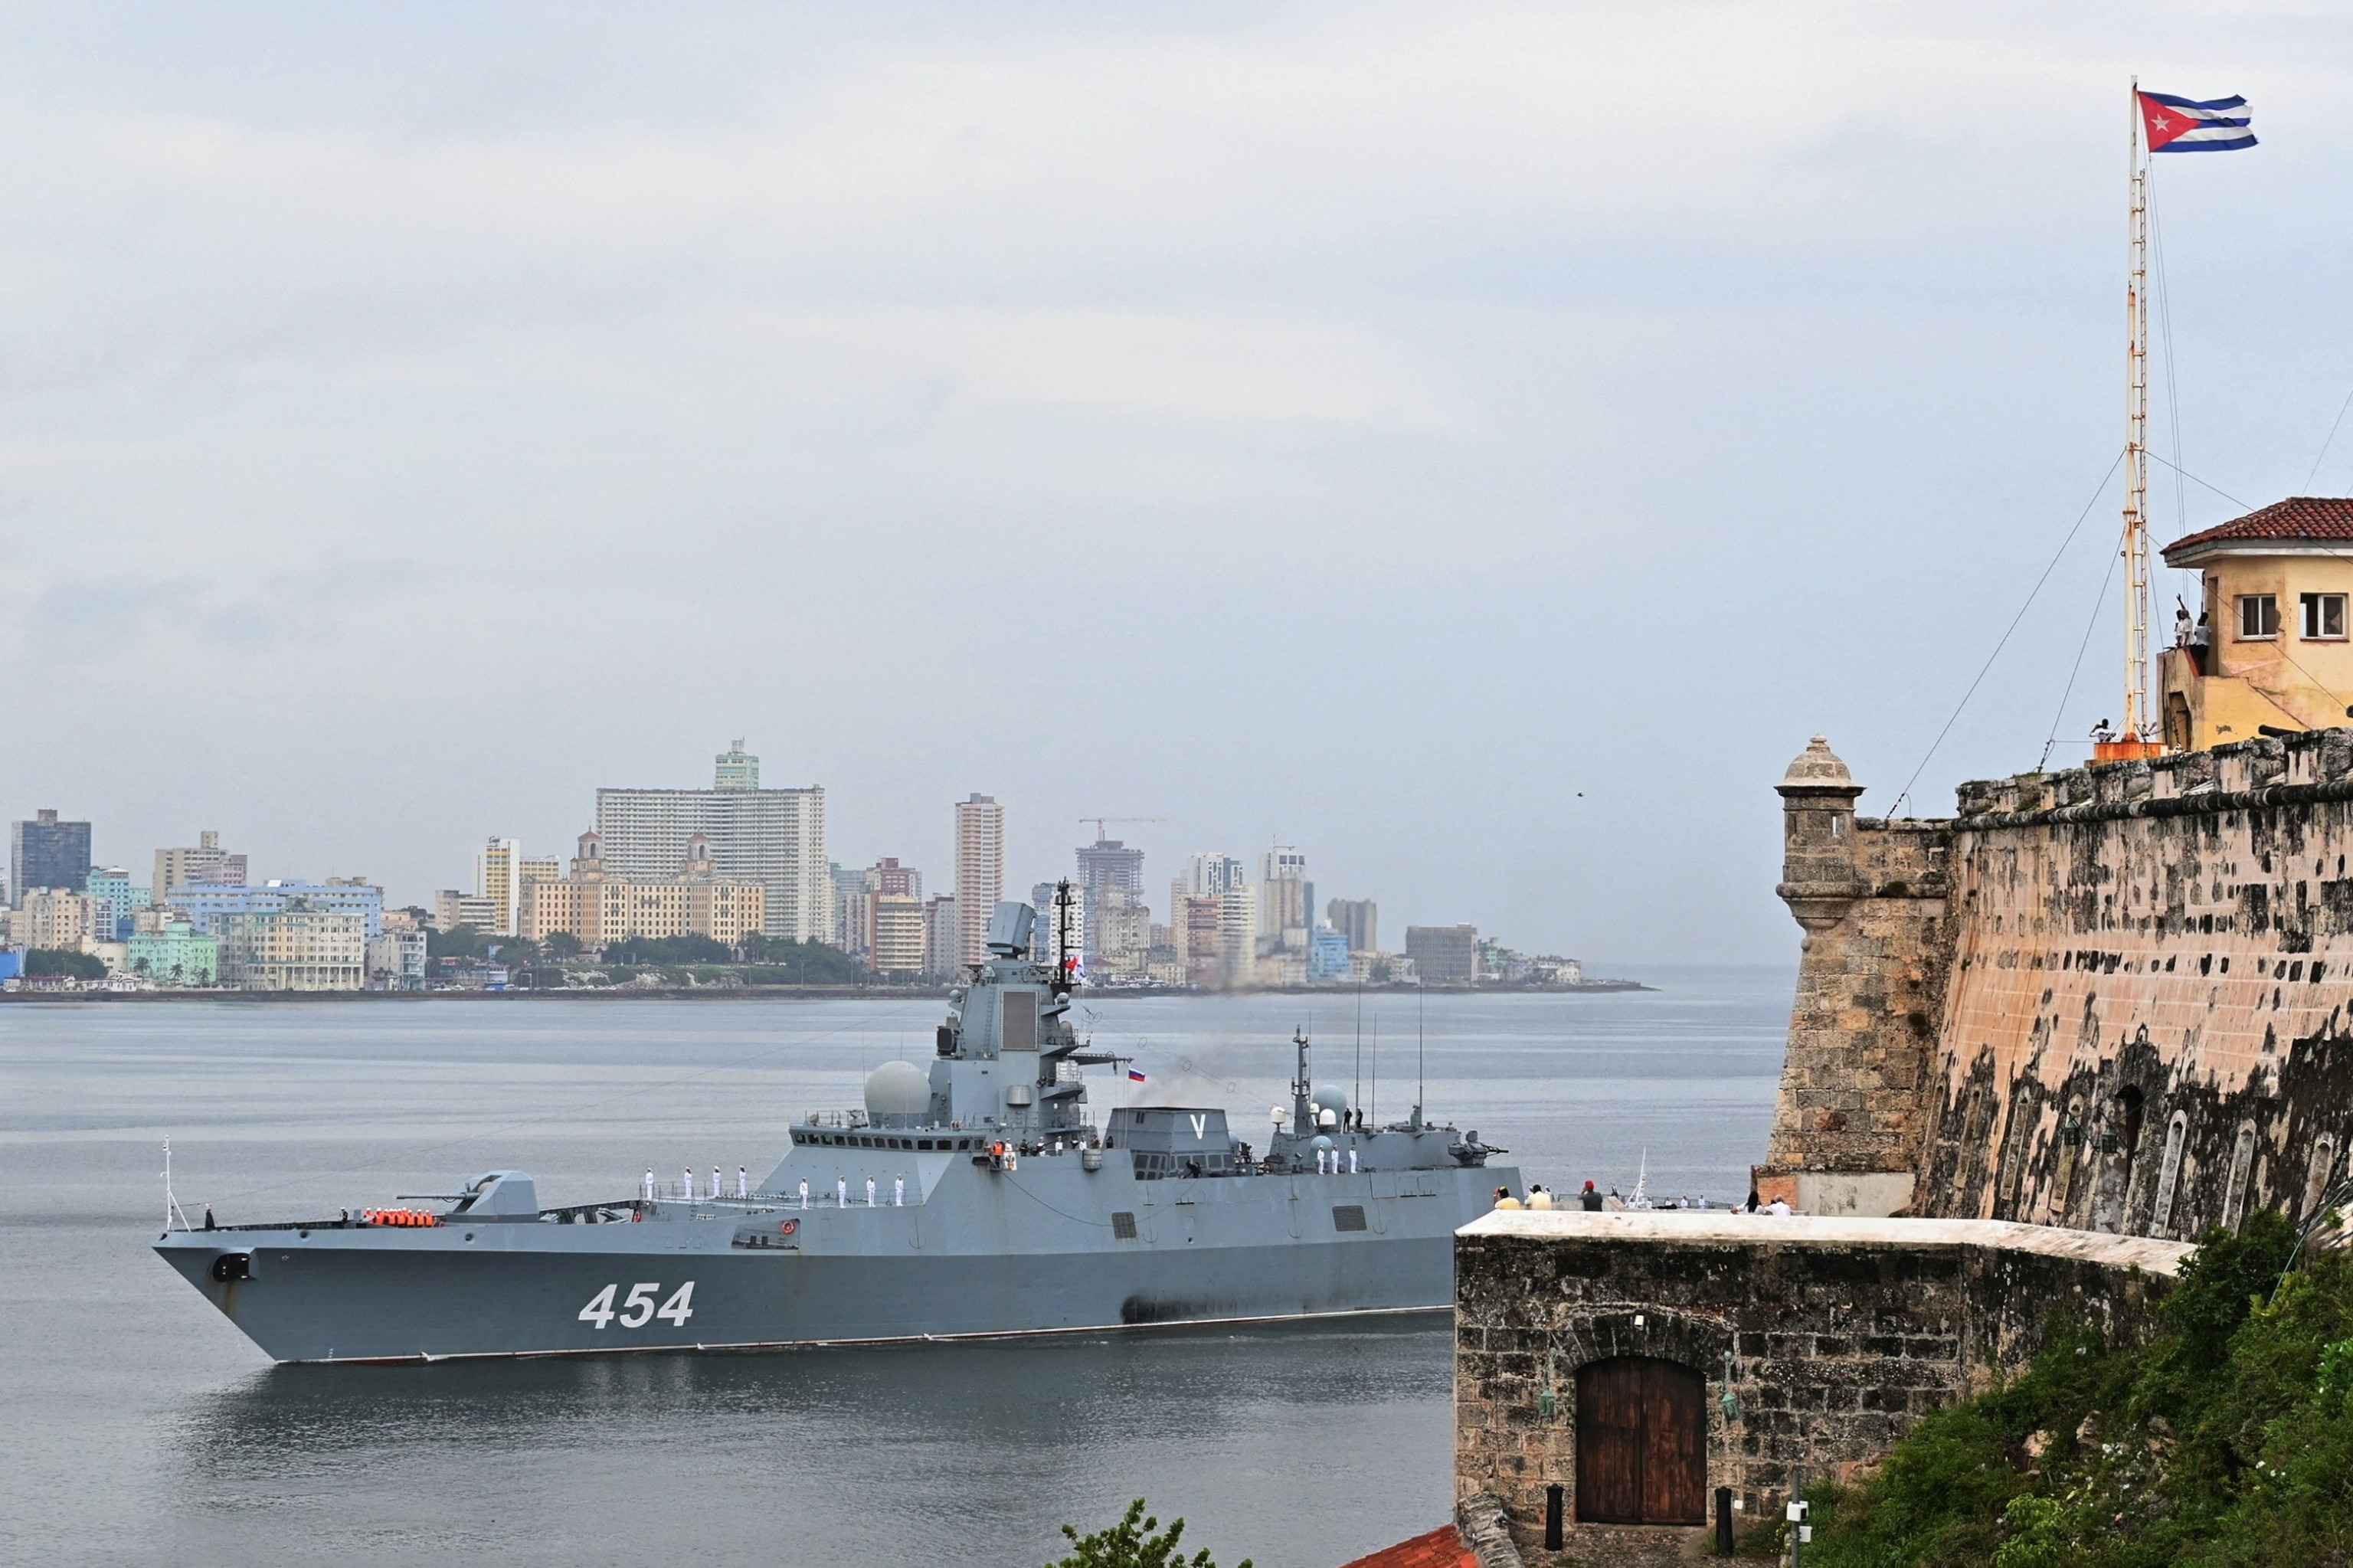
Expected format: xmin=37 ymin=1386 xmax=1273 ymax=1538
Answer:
xmin=1453 ymin=1213 xmax=2186 ymax=1558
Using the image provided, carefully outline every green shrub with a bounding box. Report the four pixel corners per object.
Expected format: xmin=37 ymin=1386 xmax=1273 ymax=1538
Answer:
xmin=1807 ymin=1212 xmax=2353 ymax=1568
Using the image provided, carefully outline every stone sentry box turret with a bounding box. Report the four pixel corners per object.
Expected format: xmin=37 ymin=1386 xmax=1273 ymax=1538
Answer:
xmin=1752 ymin=736 xmax=1949 ymax=1216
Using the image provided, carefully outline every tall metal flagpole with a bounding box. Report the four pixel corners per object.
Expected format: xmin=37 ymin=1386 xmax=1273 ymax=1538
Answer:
xmin=2124 ymin=77 xmax=2153 ymax=743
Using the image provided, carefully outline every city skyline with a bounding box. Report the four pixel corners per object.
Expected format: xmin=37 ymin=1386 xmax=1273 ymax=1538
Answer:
xmin=4 ymin=11 xmax=2348 ymax=964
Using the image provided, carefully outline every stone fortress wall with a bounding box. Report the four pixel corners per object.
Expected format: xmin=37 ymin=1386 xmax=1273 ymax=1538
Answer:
xmin=1759 ymin=728 xmax=2353 ymax=1239
xmin=1452 ymin=731 xmax=2353 ymax=1560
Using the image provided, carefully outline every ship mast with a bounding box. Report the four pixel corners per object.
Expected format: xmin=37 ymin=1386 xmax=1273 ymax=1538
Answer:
xmin=2123 ymin=77 xmax=2153 ymax=743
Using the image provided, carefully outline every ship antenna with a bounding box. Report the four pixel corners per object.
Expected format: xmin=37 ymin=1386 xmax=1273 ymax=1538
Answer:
xmin=1415 ymin=980 xmax=1425 ymax=1128
xmin=1353 ymin=982 xmax=1363 ymax=1121
xmin=1370 ymin=1014 xmax=1379 ymax=1128
xmin=162 ymin=1139 xmax=191 ymax=1232
xmin=1051 ymin=878 xmax=1077 ymax=998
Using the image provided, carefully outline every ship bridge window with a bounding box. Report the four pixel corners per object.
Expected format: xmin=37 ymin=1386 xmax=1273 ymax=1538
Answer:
xmin=2240 ymin=594 xmax=2279 ymax=640
xmin=2302 ymin=592 xmax=2347 ymax=640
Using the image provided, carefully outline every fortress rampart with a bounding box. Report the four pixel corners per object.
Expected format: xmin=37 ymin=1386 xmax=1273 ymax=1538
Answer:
xmin=1759 ymin=730 xmax=2353 ymax=1238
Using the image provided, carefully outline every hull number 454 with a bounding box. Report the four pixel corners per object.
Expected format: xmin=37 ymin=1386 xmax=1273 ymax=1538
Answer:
xmin=578 ymin=1282 xmax=695 ymax=1329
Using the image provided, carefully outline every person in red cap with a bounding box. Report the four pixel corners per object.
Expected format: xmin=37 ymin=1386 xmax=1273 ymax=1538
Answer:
xmin=1579 ymin=1180 xmax=1603 ymax=1212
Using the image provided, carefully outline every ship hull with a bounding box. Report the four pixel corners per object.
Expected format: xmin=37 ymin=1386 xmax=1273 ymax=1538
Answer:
xmin=156 ymin=1159 xmax=1512 ymax=1363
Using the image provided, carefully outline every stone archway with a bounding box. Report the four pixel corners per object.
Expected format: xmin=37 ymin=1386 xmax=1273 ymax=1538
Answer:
xmin=1574 ymin=1356 xmax=1707 ymax=1525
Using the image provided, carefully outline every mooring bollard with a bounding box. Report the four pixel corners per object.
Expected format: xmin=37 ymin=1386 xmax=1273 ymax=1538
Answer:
xmin=1544 ymin=1485 xmax=1563 ymax=1550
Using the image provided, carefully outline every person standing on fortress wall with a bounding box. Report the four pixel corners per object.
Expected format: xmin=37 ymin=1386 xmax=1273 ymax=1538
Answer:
xmin=1580 ymin=1180 xmax=1604 ymax=1212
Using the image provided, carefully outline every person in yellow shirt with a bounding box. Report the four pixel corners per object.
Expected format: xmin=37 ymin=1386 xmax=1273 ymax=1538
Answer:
xmin=1493 ymin=1185 xmax=1523 ymax=1210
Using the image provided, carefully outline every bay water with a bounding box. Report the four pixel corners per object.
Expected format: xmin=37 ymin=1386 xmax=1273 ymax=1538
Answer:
xmin=0 ymin=964 xmax=1788 ymax=1567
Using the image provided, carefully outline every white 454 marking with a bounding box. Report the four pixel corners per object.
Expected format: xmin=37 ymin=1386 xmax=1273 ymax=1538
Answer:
xmin=578 ymin=1281 xmax=695 ymax=1330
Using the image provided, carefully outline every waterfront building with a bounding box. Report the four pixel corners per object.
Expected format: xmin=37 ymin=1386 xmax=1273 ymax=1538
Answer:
xmin=175 ymin=879 xmax=385 ymax=939
xmin=954 ymin=794 xmax=1003 ymax=968
xmin=1088 ymin=885 xmax=1153 ymax=979
xmin=1075 ymin=839 xmax=1144 ymax=900
xmin=833 ymin=862 xmax=877 ymax=960
xmin=1308 ymin=927 xmax=1351 ymax=982
xmin=1174 ymin=895 xmax=1222 ymax=988
xmin=518 ymin=829 xmax=764 ymax=948
xmin=1176 ymin=853 xmax=1245 ymax=900
xmin=217 ymin=903 xmax=367 ymax=990
xmin=1217 ymin=885 xmax=1257 ymax=987
xmin=594 ymin=745 xmax=829 ymax=943
xmin=433 ymin=890 xmax=499 ymax=931
xmin=869 ymin=892 xmax=925 ymax=977
xmin=474 ymin=838 xmax=524 ymax=937
xmin=129 ymin=921 xmax=219 ymax=986
xmin=923 ymin=894 xmax=960 ymax=978
xmin=10 ymin=810 xmax=91 ymax=906
xmin=1348 ymin=950 xmax=1415 ymax=984
xmin=83 ymin=868 xmax=152 ymax=941
xmin=1029 ymin=881 xmax=1086 ymax=968
xmin=18 ymin=889 xmax=100 ymax=951
xmin=1405 ymin=924 xmax=1479 ymax=984
xmin=1257 ymin=848 xmax=1312 ymax=957
xmin=1327 ymin=897 xmax=1378 ymax=953
xmin=366 ymin=929 xmax=429 ymax=991
xmin=153 ymin=830 xmax=246 ymax=898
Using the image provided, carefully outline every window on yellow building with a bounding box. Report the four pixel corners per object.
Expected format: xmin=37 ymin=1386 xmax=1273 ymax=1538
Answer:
xmin=2300 ymin=592 xmax=2346 ymax=640
xmin=2239 ymin=594 xmax=2279 ymax=640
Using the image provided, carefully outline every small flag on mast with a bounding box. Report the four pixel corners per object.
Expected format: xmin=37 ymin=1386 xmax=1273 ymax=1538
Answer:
xmin=1127 ymin=1068 xmax=1147 ymax=1082
xmin=2139 ymin=91 xmax=2256 ymax=152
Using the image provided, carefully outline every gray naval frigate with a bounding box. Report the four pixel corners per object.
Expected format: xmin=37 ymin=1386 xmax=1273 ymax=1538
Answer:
xmin=156 ymin=893 xmax=1517 ymax=1363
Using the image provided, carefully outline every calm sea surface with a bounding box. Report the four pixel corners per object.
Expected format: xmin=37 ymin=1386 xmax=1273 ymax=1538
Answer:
xmin=0 ymin=964 xmax=1790 ymax=1568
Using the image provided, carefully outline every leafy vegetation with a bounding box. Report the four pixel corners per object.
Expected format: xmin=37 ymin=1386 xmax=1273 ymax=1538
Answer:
xmin=1049 ymin=1499 xmax=1249 ymax=1568
xmin=25 ymin=948 xmax=106 ymax=980
xmin=1805 ymin=1210 xmax=2353 ymax=1568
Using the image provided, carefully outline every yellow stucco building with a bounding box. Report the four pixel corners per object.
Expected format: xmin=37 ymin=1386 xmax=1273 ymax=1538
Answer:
xmin=519 ymin=830 xmax=765 ymax=949
xmin=2158 ymin=497 xmax=2353 ymax=751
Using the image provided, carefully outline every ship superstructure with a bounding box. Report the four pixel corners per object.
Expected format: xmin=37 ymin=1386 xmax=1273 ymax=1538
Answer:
xmin=156 ymin=892 xmax=1515 ymax=1363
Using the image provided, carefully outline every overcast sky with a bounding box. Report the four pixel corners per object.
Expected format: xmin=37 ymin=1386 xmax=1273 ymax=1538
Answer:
xmin=4 ymin=4 xmax=2351 ymax=964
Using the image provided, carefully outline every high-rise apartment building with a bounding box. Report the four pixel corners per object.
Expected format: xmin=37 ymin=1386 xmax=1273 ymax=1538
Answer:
xmin=11 ymin=810 xmax=91 ymax=905
xmin=923 ymin=895 xmax=961 ymax=978
xmin=1076 ymin=839 xmax=1144 ymax=901
xmin=1258 ymin=848 xmax=1312 ymax=955
xmin=1327 ymin=898 xmax=1378 ymax=954
xmin=954 ymin=794 xmax=1004 ymax=968
xmin=1177 ymin=853 xmax=1245 ymax=900
xmin=869 ymin=893 xmax=925 ymax=977
xmin=154 ymin=830 xmax=247 ymax=899
xmin=595 ymin=745 xmax=830 ymax=942
xmin=17 ymin=889 xmax=100 ymax=951
xmin=475 ymin=837 xmax=524 ymax=937
xmin=1029 ymin=881 xmax=1085 ymax=968
xmin=714 ymin=740 xmax=759 ymax=791
xmin=1176 ymin=895 xmax=1222 ymax=988
xmin=1217 ymin=885 xmax=1257 ymax=987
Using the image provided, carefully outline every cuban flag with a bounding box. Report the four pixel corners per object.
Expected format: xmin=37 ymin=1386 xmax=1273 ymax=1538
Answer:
xmin=1127 ymin=1068 xmax=1147 ymax=1083
xmin=2139 ymin=90 xmax=2256 ymax=153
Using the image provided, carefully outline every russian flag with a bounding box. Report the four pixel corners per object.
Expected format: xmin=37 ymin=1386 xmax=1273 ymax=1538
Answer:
xmin=2139 ymin=91 xmax=2256 ymax=153
xmin=1127 ymin=1069 xmax=1147 ymax=1082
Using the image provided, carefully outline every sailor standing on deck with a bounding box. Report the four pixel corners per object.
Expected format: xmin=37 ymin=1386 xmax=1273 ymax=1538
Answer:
xmin=836 ymin=1177 xmax=847 ymax=1206
xmin=866 ymin=1176 xmax=877 ymax=1207
xmin=712 ymin=1166 xmax=722 ymax=1203
xmin=738 ymin=1166 xmax=749 ymax=1200
xmin=799 ymin=1177 xmax=810 ymax=1209
xmin=682 ymin=1167 xmax=695 ymax=1201
xmin=644 ymin=1169 xmax=655 ymax=1202
xmin=894 ymin=1174 xmax=905 ymax=1206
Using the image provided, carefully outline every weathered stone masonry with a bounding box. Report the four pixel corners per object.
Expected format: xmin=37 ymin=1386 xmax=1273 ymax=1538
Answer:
xmin=1453 ymin=1213 xmax=2187 ymax=1558
xmin=1762 ymin=728 xmax=2353 ymax=1238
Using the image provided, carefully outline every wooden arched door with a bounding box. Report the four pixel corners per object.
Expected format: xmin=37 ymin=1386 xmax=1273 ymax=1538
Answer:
xmin=1575 ymin=1356 xmax=1707 ymax=1524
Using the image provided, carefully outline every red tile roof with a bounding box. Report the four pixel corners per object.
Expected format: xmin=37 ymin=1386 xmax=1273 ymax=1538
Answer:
xmin=2162 ymin=497 xmax=2353 ymax=562
xmin=1336 ymin=1526 xmax=1477 ymax=1568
